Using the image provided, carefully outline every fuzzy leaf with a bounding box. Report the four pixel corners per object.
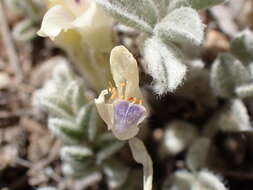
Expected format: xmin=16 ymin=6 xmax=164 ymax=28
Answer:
xmin=154 ymin=7 xmax=204 ymax=47
xmin=52 ymin=62 xmax=75 ymax=85
xmin=168 ymin=0 xmax=228 ymax=11
xmin=167 ymin=0 xmax=191 ymax=12
xmin=62 ymin=163 xmax=98 ymax=178
xmin=194 ymin=170 xmax=227 ymax=190
xmin=210 ymin=54 xmax=250 ymax=98
xmin=163 ymin=170 xmax=195 ymax=190
xmin=235 ymin=83 xmax=253 ymax=98
xmin=76 ymin=103 xmax=98 ymax=141
xmin=103 ymin=159 xmax=130 ymax=189
xmin=96 ymin=138 xmax=124 ymax=164
xmin=160 ymin=121 xmax=199 ymax=156
xmin=12 ymin=19 xmax=37 ymax=42
xmin=218 ymin=99 xmax=251 ymax=132
xmin=63 ymin=81 xmax=86 ymax=113
xmin=61 ymin=145 xmax=93 ymax=162
xmin=40 ymin=97 xmax=73 ymax=120
xmin=231 ymin=29 xmax=253 ymax=64
xmin=191 ymin=0 xmax=228 ymax=9
xmin=96 ymin=0 xmax=157 ymax=34
xmin=38 ymin=187 xmax=58 ymax=190
xmin=186 ymin=138 xmax=210 ymax=172
xmin=143 ymin=37 xmax=187 ymax=94
xmin=48 ymin=118 xmax=83 ymax=141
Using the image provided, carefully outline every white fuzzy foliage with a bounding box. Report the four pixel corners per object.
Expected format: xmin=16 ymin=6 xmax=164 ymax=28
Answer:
xmin=96 ymin=0 xmax=158 ymax=33
xmin=163 ymin=170 xmax=195 ymax=190
xmin=103 ymin=159 xmax=130 ymax=189
xmin=186 ymin=138 xmax=211 ymax=171
xmin=144 ymin=37 xmax=187 ymax=94
xmin=61 ymin=145 xmax=93 ymax=162
xmin=191 ymin=0 xmax=228 ymax=9
xmin=95 ymin=133 xmax=124 ymax=164
xmin=218 ymin=99 xmax=251 ymax=132
xmin=210 ymin=54 xmax=251 ymax=98
xmin=161 ymin=121 xmax=199 ymax=156
xmin=194 ymin=170 xmax=227 ymax=190
xmin=37 ymin=187 xmax=58 ymax=190
xmin=168 ymin=0 xmax=228 ymax=11
xmin=154 ymin=7 xmax=204 ymax=47
xmin=163 ymin=170 xmax=227 ymax=190
xmin=231 ymin=29 xmax=253 ymax=64
xmin=235 ymin=83 xmax=253 ymax=98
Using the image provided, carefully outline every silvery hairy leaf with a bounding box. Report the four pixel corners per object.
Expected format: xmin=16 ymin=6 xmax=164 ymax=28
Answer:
xmin=160 ymin=121 xmax=199 ymax=156
xmin=61 ymin=145 xmax=93 ymax=162
xmin=143 ymin=37 xmax=187 ymax=94
xmin=210 ymin=53 xmax=250 ymax=98
xmin=193 ymin=170 xmax=227 ymax=190
xmin=163 ymin=170 xmax=195 ymax=190
xmin=218 ymin=99 xmax=251 ymax=132
xmin=154 ymin=7 xmax=204 ymax=47
xmin=231 ymin=29 xmax=253 ymax=64
xmin=168 ymin=0 xmax=228 ymax=11
xmin=95 ymin=133 xmax=125 ymax=164
xmin=48 ymin=118 xmax=83 ymax=142
xmin=235 ymin=83 xmax=253 ymax=98
xmin=191 ymin=0 xmax=228 ymax=9
xmin=186 ymin=138 xmax=211 ymax=172
xmin=96 ymin=0 xmax=158 ymax=33
xmin=103 ymin=159 xmax=130 ymax=189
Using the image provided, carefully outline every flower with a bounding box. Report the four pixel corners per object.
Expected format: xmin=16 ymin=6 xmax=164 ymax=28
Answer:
xmin=37 ymin=0 xmax=115 ymax=92
xmin=38 ymin=0 xmax=114 ymax=52
xmin=95 ymin=46 xmax=148 ymax=140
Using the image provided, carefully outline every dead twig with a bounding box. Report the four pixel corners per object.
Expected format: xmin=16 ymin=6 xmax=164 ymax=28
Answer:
xmin=0 ymin=1 xmax=23 ymax=82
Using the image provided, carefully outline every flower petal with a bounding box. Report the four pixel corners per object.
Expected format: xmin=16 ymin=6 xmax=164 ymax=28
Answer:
xmin=110 ymin=46 xmax=142 ymax=99
xmin=111 ymin=100 xmax=147 ymax=140
xmin=129 ymin=138 xmax=153 ymax=190
xmin=94 ymin=90 xmax=114 ymax=129
xmin=73 ymin=2 xmax=114 ymax=52
xmin=64 ymin=0 xmax=92 ymax=17
xmin=37 ymin=5 xmax=75 ymax=40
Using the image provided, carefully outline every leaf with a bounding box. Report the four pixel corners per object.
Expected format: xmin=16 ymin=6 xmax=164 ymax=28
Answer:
xmin=143 ymin=37 xmax=187 ymax=94
xmin=64 ymin=81 xmax=86 ymax=114
xmin=167 ymin=0 xmax=191 ymax=12
xmin=186 ymin=138 xmax=210 ymax=172
xmin=235 ymin=83 xmax=253 ymax=98
xmin=154 ymin=7 xmax=204 ymax=47
xmin=194 ymin=170 xmax=227 ymax=190
xmin=61 ymin=145 xmax=93 ymax=162
xmin=160 ymin=121 xmax=199 ymax=156
xmin=40 ymin=97 xmax=73 ymax=120
xmin=48 ymin=118 xmax=83 ymax=141
xmin=231 ymin=29 xmax=253 ymax=64
xmin=52 ymin=62 xmax=75 ymax=85
xmin=168 ymin=0 xmax=228 ymax=11
xmin=96 ymin=0 xmax=158 ymax=33
xmin=96 ymin=142 xmax=124 ymax=164
xmin=218 ymin=99 xmax=251 ymax=132
xmin=102 ymin=159 xmax=130 ymax=189
xmin=76 ymin=103 xmax=98 ymax=141
xmin=210 ymin=53 xmax=250 ymax=98
xmin=163 ymin=170 xmax=195 ymax=190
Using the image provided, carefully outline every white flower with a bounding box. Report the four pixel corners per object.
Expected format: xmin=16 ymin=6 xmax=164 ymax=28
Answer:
xmin=38 ymin=0 xmax=114 ymax=52
xmin=95 ymin=46 xmax=148 ymax=140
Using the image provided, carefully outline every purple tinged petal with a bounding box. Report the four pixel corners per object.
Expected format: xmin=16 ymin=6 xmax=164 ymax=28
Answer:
xmin=114 ymin=101 xmax=145 ymax=133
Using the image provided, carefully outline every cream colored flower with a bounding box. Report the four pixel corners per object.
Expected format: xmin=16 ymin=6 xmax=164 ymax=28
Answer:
xmin=38 ymin=0 xmax=114 ymax=52
xmin=37 ymin=0 xmax=115 ymax=92
xmin=95 ymin=46 xmax=148 ymax=140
